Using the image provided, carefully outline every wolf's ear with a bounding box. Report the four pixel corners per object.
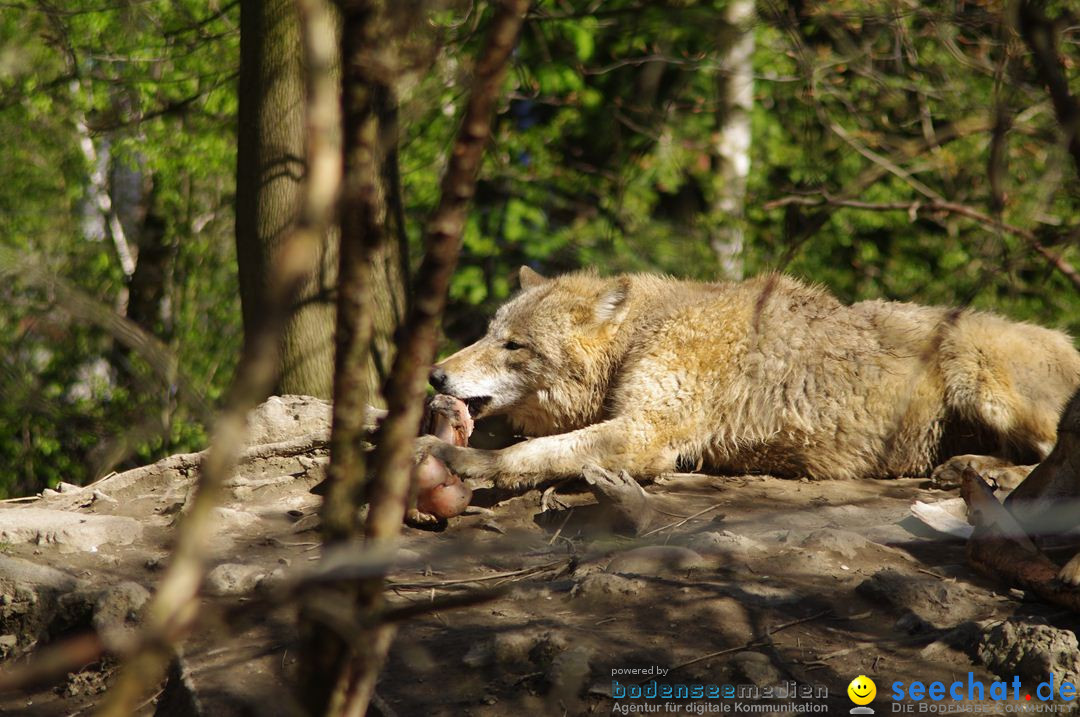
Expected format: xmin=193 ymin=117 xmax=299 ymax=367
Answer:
xmin=518 ymin=265 xmax=548 ymax=289
xmin=594 ymin=277 xmax=631 ymax=325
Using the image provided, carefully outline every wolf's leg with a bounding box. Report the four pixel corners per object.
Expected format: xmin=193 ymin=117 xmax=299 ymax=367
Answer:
xmin=930 ymin=454 xmax=1035 ymax=490
xmin=417 ymin=417 xmax=678 ymax=491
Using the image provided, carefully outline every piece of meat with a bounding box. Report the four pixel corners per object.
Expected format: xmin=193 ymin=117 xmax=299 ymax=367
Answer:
xmin=410 ymin=395 xmax=474 ymax=522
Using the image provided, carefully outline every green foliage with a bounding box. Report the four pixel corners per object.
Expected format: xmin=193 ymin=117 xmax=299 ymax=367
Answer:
xmin=0 ymin=2 xmax=240 ymax=496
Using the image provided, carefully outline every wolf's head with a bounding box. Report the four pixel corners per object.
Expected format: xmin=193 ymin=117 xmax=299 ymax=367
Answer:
xmin=431 ymin=267 xmax=633 ymax=435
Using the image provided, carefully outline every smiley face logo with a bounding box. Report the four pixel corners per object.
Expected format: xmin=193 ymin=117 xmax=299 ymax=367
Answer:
xmin=847 ymin=675 xmax=877 ymax=705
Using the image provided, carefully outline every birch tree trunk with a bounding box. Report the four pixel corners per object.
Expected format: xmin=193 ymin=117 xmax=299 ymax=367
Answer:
xmin=710 ymin=0 xmax=755 ymax=279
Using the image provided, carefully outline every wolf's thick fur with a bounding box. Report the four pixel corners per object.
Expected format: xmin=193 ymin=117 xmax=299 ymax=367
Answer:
xmin=421 ymin=269 xmax=1080 ymax=491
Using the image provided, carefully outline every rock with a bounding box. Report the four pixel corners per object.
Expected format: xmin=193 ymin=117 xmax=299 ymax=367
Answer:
xmin=493 ymin=631 xmax=540 ymax=671
xmin=461 ymin=632 xmax=536 ymax=672
xmin=571 ymin=573 xmax=644 ymax=599
xmin=694 ymin=597 xmax=755 ymax=644
xmin=919 ymin=621 xmax=983 ymax=660
xmin=204 ymin=563 xmax=266 ymax=597
xmin=0 ymin=554 xmax=80 ymax=593
xmin=246 ymin=395 xmax=331 ymax=446
xmin=462 ymin=630 xmax=573 ymax=677
xmin=462 ymin=641 xmax=493 ymax=669
xmin=57 ymin=482 xmax=83 ymax=494
xmin=735 ymin=583 xmax=802 ymax=605
xmin=687 ymin=531 xmax=763 ymax=567
xmin=582 ymin=466 xmax=657 ymax=535
xmin=0 ymin=508 xmax=142 ymax=551
xmin=207 ymin=507 xmax=260 ymax=533
xmin=856 ymin=569 xmax=980 ymax=626
xmin=931 ymin=455 xmax=1033 ymax=491
xmin=730 ymin=651 xmax=781 ymax=686
xmin=93 ymin=582 xmax=150 ymax=635
xmin=394 ymin=548 xmax=422 ymax=566
xmin=0 ymin=555 xmax=86 ymax=650
xmin=795 ymin=528 xmax=877 ymax=560
xmin=895 ymin=611 xmax=934 ymax=635
xmin=529 ymin=631 xmax=571 ymax=668
xmin=255 ymin=568 xmax=287 ymax=591
xmin=977 ymin=618 xmax=1080 ymax=692
xmin=547 ymin=644 xmax=593 ymax=707
xmin=605 ymin=545 xmax=707 ymax=576
xmin=92 ymin=490 xmax=117 ymax=505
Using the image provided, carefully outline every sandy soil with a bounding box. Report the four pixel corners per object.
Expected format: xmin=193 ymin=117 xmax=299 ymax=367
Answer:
xmin=2 ymin=443 xmax=1078 ymax=716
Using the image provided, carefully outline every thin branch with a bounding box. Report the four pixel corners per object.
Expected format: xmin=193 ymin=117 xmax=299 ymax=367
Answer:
xmin=0 ymin=247 xmax=212 ymax=423
xmin=774 ymin=115 xmax=994 ymax=268
xmin=1017 ymin=1 xmax=1080 ymax=177
xmin=91 ymin=0 xmax=340 ymax=712
xmin=668 ymin=610 xmax=832 ymax=673
xmin=825 ymin=119 xmax=944 ymax=202
xmin=299 ymin=0 xmax=379 ymax=709
xmin=764 ymin=193 xmax=1080 ymax=292
xmin=321 ymin=0 xmax=372 ymax=545
xmin=326 ymin=2 xmax=530 ymax=715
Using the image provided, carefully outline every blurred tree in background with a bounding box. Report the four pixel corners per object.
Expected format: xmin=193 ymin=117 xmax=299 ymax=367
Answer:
xmin=1 ymin=0 xmax=1078 ymax=496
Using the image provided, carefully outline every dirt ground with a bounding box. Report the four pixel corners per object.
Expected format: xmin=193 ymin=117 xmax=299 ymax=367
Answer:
xmin=1 ymin=402 xmax=1078 ymax=716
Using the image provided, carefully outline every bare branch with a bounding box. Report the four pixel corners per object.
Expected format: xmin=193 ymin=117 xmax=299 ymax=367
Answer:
xmin=321 ymin=1 xmax=530 ymax=714
xmin=366 ymin=0 xmax=527 ymax=540
xmin=321 ymin=0 xmax=380 ymax=544
xmin=764 ymin=193 xmax=1080 ymax=293
xmin=1017 ymin=1 xmax=1080 ymax=177
xmin=91 ymin=0 xmax=341 ymax=711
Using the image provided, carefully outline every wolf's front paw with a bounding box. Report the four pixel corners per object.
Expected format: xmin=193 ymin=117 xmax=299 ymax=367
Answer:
xmin=493 ymin=472 xmax=537 ymax=493
xmin=415 ymin=434 xmax=454 ymax=463
xmin=1059 ymin=552 xmax=1080 ymax=587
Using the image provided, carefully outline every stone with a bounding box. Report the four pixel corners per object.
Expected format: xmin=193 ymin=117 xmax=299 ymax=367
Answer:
xmin=245 ymin=395 xmax=331 ymax=446
xmin=605 ymin=545 xmax=707 ymax=576
xmin=571 ymin=573 xmax=644 ymax=599
xmin=208 ymin=507 xmax=260 ymax=533
xmin=547 ymin=645 xmax=593 ymax=707
xmin=688 ymin=530 xmax=764 ymax=566
xmin=92 ymin=490 xmax=117 ymax=504
xmin=204 ymin=563 xmax=266 ymax=597
xmin=0 ymin=509 xmax=141 ymax=552
xmin=856 ymin=569 xmax=980 ymax=626
xmin=0 ymin=554 xmax=80 ymax=592
xmin=93 ymin=582 xmax=150 ymax=634
xmin=795 ymin=528 xmax=877 ymax=560
xmin=977 ymin=618 xmax=1080 ymax=692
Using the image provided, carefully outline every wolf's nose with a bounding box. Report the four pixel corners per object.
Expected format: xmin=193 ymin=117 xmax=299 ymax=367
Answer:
xmin=429 ymin=367 xmax=448 ymax=391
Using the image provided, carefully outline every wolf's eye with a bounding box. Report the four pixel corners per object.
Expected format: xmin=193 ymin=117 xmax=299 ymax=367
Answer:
xmin=504 ymin=340 xmax=526 ymax=351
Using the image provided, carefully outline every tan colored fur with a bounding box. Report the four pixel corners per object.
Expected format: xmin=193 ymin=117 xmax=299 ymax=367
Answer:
xmin=420 ymin=269 xmax=1080 ymax=491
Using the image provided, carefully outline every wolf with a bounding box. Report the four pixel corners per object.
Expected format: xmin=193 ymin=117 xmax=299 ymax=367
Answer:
xmin=418 ymin=267 xmax=1080 ymax=493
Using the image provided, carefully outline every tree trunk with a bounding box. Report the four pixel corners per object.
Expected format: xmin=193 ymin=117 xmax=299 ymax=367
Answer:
xmin=710 ymin=0 xmax=755 ymax=279
xmin=236 ymin=0 xmax=336 ymax=399
xmin=236 ymin=0 xmax=403 ymax=401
